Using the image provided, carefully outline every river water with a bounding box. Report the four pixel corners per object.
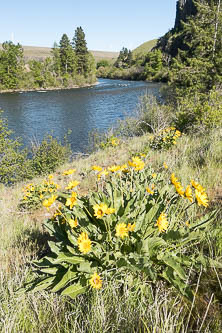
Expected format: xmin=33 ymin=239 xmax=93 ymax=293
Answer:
xmin=0 ymin=78 xmax=162 ymax=153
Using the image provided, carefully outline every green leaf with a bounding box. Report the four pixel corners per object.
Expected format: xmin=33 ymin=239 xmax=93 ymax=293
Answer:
xmin=51 ymin=268 xmax=77 ymax=292
xmin=29 ymin=276 xmax=55 ymax=292
xmin=158 ymin=254 xmax=186 ymax=280
xmin=41 ymin=267 xmax=59 ymax=275
xmin=141 ymin=237 xmax=166 ymax=256
xmin=78 ymin=261 xmax=93 ymax=273
xmin=61 ymin=283 xmax=88 ymax=299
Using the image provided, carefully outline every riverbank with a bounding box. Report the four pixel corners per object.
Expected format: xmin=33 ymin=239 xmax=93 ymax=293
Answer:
xmin=0 ymin=129 xmax=221 ymax=332
xmin=0 ymin=81 xmax=99 ymax=94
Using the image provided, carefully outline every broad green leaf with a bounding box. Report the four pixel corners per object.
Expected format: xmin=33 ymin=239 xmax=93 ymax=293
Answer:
xmin=158 ymin=254 xmax=186 ymax=280
xmin=141 ymin=237 xmax=166 ymax=256
xmin=61 ymin=283 xmax=88 ymax=299
xmin=29 ymin=276 xmax=55 ymax=292
xmin=51 ymin=269 xmax=77 ymax=292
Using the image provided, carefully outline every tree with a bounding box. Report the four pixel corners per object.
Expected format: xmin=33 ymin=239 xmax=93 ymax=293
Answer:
xmin=169 ymin=0 xmax=222 ymax=94
xmin=114 ymin=47 xmax=132 ymax=68
xmin=59 ymin=34 xmax=76 ymax=75
xmin=0 ymin=41 xmax=24 ymax=89
xmin=72 ymin=26 xmax=89 ymax=75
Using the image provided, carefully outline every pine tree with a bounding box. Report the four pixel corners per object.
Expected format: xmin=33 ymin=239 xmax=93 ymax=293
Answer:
xmin=169 ymin=0 xmax=222 ymax=94
xmin=72 ymin=27 xmax=89 ymax=75
xmin=59 ymin=34 xmax=76 ymax=75
xmin=0 ymin=41 xmax=24 ymax=89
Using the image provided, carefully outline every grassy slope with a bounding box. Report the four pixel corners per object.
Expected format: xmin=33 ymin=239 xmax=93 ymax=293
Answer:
xmin=132 ymin=38 xmax=157 ymax=56
xmin=0 ymin=43 xmax=119 ymax=62
xmin=0 ymin=130 xmax=221 ymax=332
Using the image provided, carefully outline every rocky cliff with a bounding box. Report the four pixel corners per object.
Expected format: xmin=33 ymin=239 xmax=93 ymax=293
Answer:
xmin=174 ymin=0 xmax=197 ymax=30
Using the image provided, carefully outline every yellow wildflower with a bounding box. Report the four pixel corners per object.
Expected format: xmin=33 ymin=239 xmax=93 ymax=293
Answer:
xmin=65 ymin=180 xmax=80 ymax=190
xmin=185 ymin=185 xmax=193 ymax=202
xmin=89 ymin=272 xmax=102 ymax=289
xmin=108 ymin=165 xmax=121 ymax=173
xmin=92 ymin=165 xmax=103 ymax=172
xmin=128 ymin=157 xmax=145 ymax=171
xmin=156 ymin=212 xmax=168 ymax=233
xmin=43 ymin=195 xmax=57 ymax=208
xmin=163 ymin=162 xmax=168 ymax=169
xmin=152 ymin=173 xmax=157 ymax=179
xmin=185 ymin=221 xmax=190 ymax=227
xmin=77 ymin=232 xmax=91 ymax=254
xmin=68 ymin=218 xmax=78 ymax=228
xmin=115 ymin=223 xmax=128 ymax=239
xmin=39 ymin=194 xmax=43 ymax=199
xmin=93 ymin=203 xmax=108 ymax=219
xmin=65 ymin=191 xmax=77 ymax=209
xmin=191 ymin=180 xmax=205 ymax=193
xmin=48 ymin=174 xmax=54 ymax=180
xmin=171 ymin=173 xmax=179 ymax=186
xmin=175 ymin=182 xmax=185 ymax=197
xmin=127 ymin=223 xmax=136 ymax=232
xmin=146 ymin=187 xmax=154 ymax=195
xmin=97 ymin=169 xmax=109 ymax=179
xmin=63 ymin=169 xmax=76 ymax=176
xmin=195 ymin=189 xmax=209 ymax=207
xmin=106 ymin=207 xmax=115 ymax=215
xmin=111 ymin=138 xmax=119 ymax=146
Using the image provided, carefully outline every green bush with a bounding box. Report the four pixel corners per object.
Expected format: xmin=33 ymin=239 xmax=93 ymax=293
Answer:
xmin=31 ymin=134 xmax=71 ymax=176
xmin=0 ymin=112 xmax=32 ymax=184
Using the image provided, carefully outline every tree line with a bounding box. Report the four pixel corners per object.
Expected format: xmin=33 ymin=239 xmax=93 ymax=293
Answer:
xmin=0 ymin=26 xmax=96 ymax=90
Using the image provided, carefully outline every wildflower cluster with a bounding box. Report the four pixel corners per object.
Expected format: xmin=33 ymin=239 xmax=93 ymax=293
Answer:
xmin=149 ymin=127 xmax=182 ymax=150
xmin=27 ymin=156 xmax=214 ymax=301
xmin=20 ymin=175 xmax=59 ymax=210
xmin=100 ymin=136 xmax=120 ymax=149
xmin=171 ymin=173 xmax=209 ymax=207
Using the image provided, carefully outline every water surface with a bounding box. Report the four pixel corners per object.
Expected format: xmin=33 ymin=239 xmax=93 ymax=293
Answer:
xmin=0 ymin=78 xmax=162 ymax=152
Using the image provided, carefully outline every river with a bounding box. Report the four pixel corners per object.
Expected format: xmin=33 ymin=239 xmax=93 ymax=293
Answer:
xmin=0 ymin=78 xmax=162 ymax=153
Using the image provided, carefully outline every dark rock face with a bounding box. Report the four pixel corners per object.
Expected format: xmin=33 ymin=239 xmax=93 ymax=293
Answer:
xmin=174 ymin=0 xmax=197 ymax=30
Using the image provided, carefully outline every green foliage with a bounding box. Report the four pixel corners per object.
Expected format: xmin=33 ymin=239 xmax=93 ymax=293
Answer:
xmin=31 ymin=135 xmax=71 ymax=176
xmin=143 ymin=50 xmax=164 ymax=81
xmin=0 ymin=111 xmax=32 ymax=184
xmin=100 ymin=136 xmax=120 ymax=149
xmin=114 ymin=47 xmax=133 ymax=69
xmin=0 ymin=112 xmax=71 ymax=185
xmin=173 ymin=89 xmax=222 ymax=131
xmin=0 ymin=41 xmax=24 ymax=89
xmin=149 ymin=127 xmax=182 ymax=151
xmin=26 ymin=156 xmax=216 ymax=300
xmin=59 ymin=34 xmax=76 ymax=75
xmin=73 ymin=26 xmax=90 ymax=75
xmin=96 ymin=59 xmax=110 ymax=69
xmin=19 ymin=176 xmax=59 ymax=211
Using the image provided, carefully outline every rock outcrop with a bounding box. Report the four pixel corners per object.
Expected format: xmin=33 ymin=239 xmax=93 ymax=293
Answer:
xmin=174 ymin=0 xmax=197 ymax=30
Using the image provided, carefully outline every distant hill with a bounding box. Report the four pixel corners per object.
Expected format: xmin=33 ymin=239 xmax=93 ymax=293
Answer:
xmin=0 ymin=44 xmax=119 ymax=63
xmin=132 ymin=39 xmax=157 ymax=56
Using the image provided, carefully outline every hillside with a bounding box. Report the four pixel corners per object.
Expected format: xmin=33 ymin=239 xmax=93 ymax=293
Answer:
xmin=132 ymin=39 xmax=157 ymax=56
xmin=0 ymin=44 xmax=119 ymax=63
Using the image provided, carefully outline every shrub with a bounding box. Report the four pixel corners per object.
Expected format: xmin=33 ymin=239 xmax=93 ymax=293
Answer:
xmin=0 ymin=111 xmax=32 ymax=185
xmin=149 ymin=127 xmax=182 ymax=151
xmin=31 ymin=134 xmax=71 ymax=176
xmin=174 ymin=89 xmax=222 ymax=132
xmin=25 ymin=156 xmax=217 ymax=300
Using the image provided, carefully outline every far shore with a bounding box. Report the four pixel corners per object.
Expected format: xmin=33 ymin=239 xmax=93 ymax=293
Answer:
xmin=0 ymin=81 xmax=99 ymax=94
